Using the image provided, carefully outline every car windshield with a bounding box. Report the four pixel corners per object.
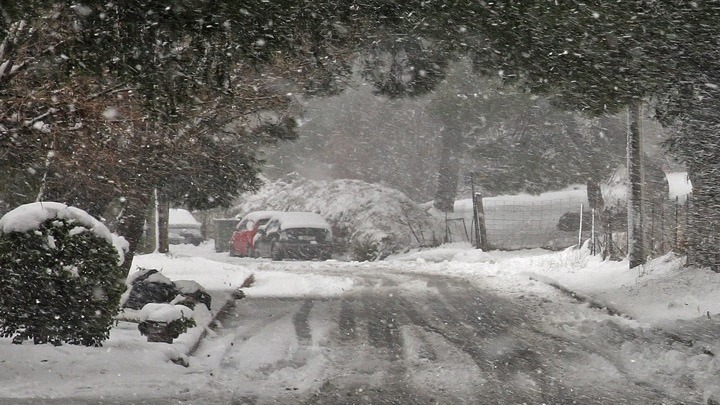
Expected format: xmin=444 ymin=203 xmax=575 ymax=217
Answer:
xmin=1 ymin=2 xmax=717 ymax=404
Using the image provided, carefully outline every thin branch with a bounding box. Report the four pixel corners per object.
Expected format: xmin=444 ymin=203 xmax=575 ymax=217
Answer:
xmin=85 ymin=84 xmax=135 ymax=101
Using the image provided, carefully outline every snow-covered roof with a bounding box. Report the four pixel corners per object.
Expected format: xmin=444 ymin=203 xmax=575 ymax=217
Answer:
xmin=272 ymin=211 xmax=331 ymax=231
xmin=169 ymin=208 xmax=201 ymax=226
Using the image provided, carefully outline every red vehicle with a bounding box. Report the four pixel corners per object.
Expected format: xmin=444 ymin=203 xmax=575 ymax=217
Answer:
xmin=228 ymin=211 xmax=279 ymax=257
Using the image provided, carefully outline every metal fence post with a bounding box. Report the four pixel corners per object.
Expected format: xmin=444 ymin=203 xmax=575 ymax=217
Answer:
xmin=578 ymin=204 xmax=584 ymax=247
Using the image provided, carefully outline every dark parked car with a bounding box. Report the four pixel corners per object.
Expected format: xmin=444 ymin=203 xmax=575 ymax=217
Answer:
xmin=229 ymin=211 xmax=279 ymax=257
xmin=168 ymin=208 xmax=204 ymax=246
xmin=253 ymin=212 xmax=333 ymax=261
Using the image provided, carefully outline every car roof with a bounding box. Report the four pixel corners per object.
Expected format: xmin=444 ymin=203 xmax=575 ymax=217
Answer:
xmin=269 ymin=211 xmax=331 ymax=230
xmin=241 ymin=210 xmax=283 ymax=222
xmin=169 ymin=208 xmax=201 ymax=226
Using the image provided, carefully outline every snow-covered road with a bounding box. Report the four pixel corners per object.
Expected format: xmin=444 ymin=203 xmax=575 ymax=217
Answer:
xmin=1 ymin=242 xmax=716 ymax=404
xmin=190 ymin=263 xmax=702 ymax=404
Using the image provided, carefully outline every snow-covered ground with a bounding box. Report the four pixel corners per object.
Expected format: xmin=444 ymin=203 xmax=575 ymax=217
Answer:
xmin=0 ymin=239 xmax=718 ymax=402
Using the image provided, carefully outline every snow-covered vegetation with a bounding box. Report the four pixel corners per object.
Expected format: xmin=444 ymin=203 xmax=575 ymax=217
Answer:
xmin=0 ymin=203 xmax=127 ymax=346
xmin=230 ymin=174 xmax=441 ymax=260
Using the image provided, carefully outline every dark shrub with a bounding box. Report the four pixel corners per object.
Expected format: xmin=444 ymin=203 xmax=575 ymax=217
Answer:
xmin=350 ymin=236 xmax=380 ymax=262
xmin=122 ymin=268 xmax=179 ymax=310
xmin=0 ymin=216 xmax=125 ymax=346
xmin=349 ymin=232 xmax=398 ymax=261
xmin=122 ymin=270 xmax=212 ymax=310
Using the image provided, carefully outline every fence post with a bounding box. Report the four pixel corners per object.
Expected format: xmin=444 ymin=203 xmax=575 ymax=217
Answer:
xmin=578 ymin=204 xmax=584 ymax=247
xmin=686 ymin=195 xmax=692 ymax=263
xmin=474 ymin=193 xmax=489 ymax=251
xmin=606 ymin=208 xmax=613 ymax=259
xmin=591 ymin=208 xmax=596 ymax=255
xmin=675 ymin=196 xmax=679 ymax=250
xmin=660 ymin=200 xmax=666 ymax=252
xmin=444 ymin=212 xmax=450 ymax=243
xmin=471 ymin=179 xmax=480 ymax=248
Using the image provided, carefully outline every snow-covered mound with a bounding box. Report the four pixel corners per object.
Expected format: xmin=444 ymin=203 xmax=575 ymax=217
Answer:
xmin=231 ymin=174 xmax=439 ymax=259
xmin=0 ymin=201 xmax=129 ymax=265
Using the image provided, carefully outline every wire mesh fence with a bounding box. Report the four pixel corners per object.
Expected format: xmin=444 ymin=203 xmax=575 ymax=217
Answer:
xmin=590 ymin=196 xmax=691 ymax=261
xmin=446 ymin=192 xmax=587 ymax=250
xmin=446 ymin=192 xmax=691 ymax=259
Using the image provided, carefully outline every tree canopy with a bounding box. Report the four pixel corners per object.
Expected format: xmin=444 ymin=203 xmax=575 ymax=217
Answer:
xmin=3 ymin=1 xmax=720 ymax=268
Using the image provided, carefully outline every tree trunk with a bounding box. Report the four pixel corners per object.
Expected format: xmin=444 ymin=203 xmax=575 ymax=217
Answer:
xmin=433 ymin=127 xmax=462 ymax=212
xmin=157 ymin=191 xmax=170 ymax=254
xmin=627 ymin=100 xmax=645 ymax=269
xmin=686 ymin=168 xmax=720 ymax=271
xmin=115 ymin=195 xmax=152 ymax=274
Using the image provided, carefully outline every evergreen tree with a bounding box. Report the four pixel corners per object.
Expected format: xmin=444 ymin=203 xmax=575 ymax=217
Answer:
xmin=1 ymin=0 xmax=477 ymax=257
xmin=427 ymin=60 xmax=626 ymax=208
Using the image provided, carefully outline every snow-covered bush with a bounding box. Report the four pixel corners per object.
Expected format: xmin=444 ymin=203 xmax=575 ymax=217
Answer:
xmin=120 ymin=269 xmax=212 ymax=311
xmin=137 ymin=303 xmax=195 ymax=343
xmin=172 ymin=279 xmax=212 ymax=310
xmin=0 ymin=202 xmax=127 ymax=346
xmin=231 ymin=174 xmax=439 ymax=260
xmin=349 ymin=231 xmax=402 ymax=261
xmin=121 ymin=268 xmax=179 ymax=310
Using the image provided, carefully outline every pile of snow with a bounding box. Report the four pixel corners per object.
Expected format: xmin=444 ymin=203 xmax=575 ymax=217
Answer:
xmin=231 ymin=174 xmax=440 ymax=257
xmin=131 ymin=253 xmax=254 ymax=291
xmin=390 ymin=242 xmax=496 ymax=264
xmin=138 ymin=303 xmax=193 ymax=323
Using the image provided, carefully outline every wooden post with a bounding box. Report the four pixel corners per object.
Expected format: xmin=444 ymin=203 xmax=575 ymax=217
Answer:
xmin=470 ymin=175 xmax=481 ymax=249
xmin=474 ymin=193 xmax=488 ymax=251
xmin=606 ymin=208 xmax=613 ymax=259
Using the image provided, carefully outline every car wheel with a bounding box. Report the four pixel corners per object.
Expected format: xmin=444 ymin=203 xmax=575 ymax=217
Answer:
xmin=271 ymin=243 xmax=283 ymax=261
xmin=229 ymin=248 xmax=237 ymax=257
